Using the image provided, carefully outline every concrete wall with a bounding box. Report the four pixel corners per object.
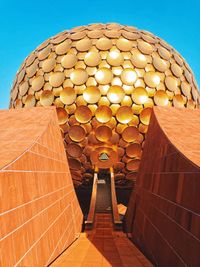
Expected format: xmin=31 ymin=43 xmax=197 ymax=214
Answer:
xmin=126 ymin=107 xmax=200 ymax=267
xmin=0 ymin=107 xmax=83 ymax=267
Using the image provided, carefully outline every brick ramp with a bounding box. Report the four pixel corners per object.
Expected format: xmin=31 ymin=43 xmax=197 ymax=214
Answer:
xmin=50 ymin=213 xmax=153 ymax=267
xmin=0 ymin=107 xmax=83 ymax=267
xmin=126 ymin=106 xmax=200 ymax=267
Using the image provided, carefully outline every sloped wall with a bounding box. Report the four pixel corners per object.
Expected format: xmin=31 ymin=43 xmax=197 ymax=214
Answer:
xmin=126 ymin=107 xmax=200 ymax=267
xmin=0 ymin=107 xmax=83 ymax=267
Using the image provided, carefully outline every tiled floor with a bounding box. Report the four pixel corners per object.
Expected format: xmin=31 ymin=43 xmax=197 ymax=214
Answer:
xmin=50 ymin=213 xmax=153 ymax=267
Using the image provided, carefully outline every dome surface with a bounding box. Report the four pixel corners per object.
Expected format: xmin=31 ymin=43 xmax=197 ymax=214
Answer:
xmin=10 ymin=23 xmax=200 ymax=186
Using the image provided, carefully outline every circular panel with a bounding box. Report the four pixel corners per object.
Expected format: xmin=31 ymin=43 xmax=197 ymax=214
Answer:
xmin=70 ymin=69 xmax=88 ymax=85
xmin=131 ymin=87 xmax=148 ymax=104
xmin=122 ymin=126 xmax=139 ymax=142
xmin=121 ymin=68 xmax=137 ymax=85
xmin=127 ymin=159 xmax=140 ymax=171
xmin=158 ymin=46 xmax=171 ymax=60
xmin=84 ymin=51 xmax=101 ymax=66
xmin=131 ymin=49 xmax=147 ymax=68
xmin=66 ymin=143 xmax=83 ymax=158
xmin=116 ymin=38 xmax=132 ymax=51
xmin=144 ymin=72 xmax=160 ymax=88
xmin=121 ymin=95 xmax=132 ymax=106
xmin=96 ymin=37 xmax=113 ymax=50
xmin=116 ymin=124 xmax=127 ymax=134
xmin=60 ymin=87 xmax=76 ymax=105
xmin=153 ymin=56 xmax=168 ymax=72
xmin=19 ymin=81 xmax=29 ymax=96
xmin=171 ymin=63 xmax=183 ymax=77
xmin=110 ymin=104 xmax=120 ymax=115
xmin=140 ymin=107 xmax=152 ymax=125
xmin=76 ymin=38 xmax=92 ymax=51
xmin=95 ymin=125 xmax=112 ymax=142
xmin=83 ymin=86 xmax=101 ymax=103
xmin=75 ymin=105 xmax=92 ymax=123
xmin=98 ymin=96 xmax=110 ymax=106
xmin=95 ymin=68 xmax=113 ymax=84
xmin=56 ymin=107 xmax=68 ymax=125
xmin=24 ymin=95 xmax=36 ymax=108
xmin=126 ymin=143 xmax=142 ymax=158
xmin=32 ymin=76 xmax=44 ymax=91
xmin=154 ymin=90 xmax=169 ymax=106
xmin=181 ymin=81 xmax=191 ymax=98
xmin=69 ymin=125 xmax=86 ymax=142
xmin=40 ymin=90 xmax=54 ymax=106
xmin=49 ymin=72 xmax=65 ymax=87
xmin=61 ymin=54 xmax=77 ymax=68
xmin=107 ymin=50 xmax=124 ymax=66
xmin=116 ymin=106 xmax=133 ymax=124
xmin=110 ymin=132 xmax=119 ymax=144
xmin=95 ymin=105 xmax=112 ymax=123
xmin=55 ymin=40 xmax=71 ymax=55
xmin=165 ymin=76 xmax=178 ymax=91
xmin=68 ymin=158 xmax=82 ymax=170
xmin=137 ymin=40 xmax=153 ymax=54
xmin=114 ymin=162 xmax=125 ymax=171
xmin=173 ymin=94 xmax=185 ymax=108
xmin=107 ymin=85 xmax=125 ymax=103
xmin=42 ymin=58 xmax=56 ymax=72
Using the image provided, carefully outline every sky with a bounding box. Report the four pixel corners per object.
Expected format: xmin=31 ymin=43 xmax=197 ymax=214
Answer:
xmin=0 ymin=0 xmax=199 ymax=109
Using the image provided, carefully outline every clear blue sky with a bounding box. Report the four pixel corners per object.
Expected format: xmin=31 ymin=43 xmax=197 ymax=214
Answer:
xmin=0 ymin=0 xmax=199 ymax=109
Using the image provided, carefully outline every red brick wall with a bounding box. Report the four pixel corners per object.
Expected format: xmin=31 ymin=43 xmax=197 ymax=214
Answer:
xmin=0 ymin=107 xmax=83 ymax=267
xmin=126 ymin=107 xmax=200 ymax=267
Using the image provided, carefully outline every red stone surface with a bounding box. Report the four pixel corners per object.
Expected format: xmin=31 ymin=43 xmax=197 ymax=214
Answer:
xmin=0 ymin=107 xmax=83 ymax=267
xmin=126 ymin=106 xmax=200 ymax=267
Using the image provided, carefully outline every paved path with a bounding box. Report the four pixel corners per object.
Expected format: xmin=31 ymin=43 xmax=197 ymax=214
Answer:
xmin=50 ymin=213 xmax=153 ymax=267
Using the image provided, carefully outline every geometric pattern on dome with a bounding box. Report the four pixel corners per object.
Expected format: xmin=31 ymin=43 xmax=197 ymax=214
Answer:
xmin=9 ymin=23 xmax=200 ymax=187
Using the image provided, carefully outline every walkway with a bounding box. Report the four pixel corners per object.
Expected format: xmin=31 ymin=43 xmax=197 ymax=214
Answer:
xmin=50 ymin=213 xmax=153 ymax=267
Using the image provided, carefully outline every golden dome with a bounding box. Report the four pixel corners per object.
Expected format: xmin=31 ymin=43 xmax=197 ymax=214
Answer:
xmin=10 ymin=23 xmax=200 ymax=186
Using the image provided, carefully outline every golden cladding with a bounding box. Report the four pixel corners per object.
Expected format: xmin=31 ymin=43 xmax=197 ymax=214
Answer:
xmin=10 ymin=23 xmax=200 ymax=185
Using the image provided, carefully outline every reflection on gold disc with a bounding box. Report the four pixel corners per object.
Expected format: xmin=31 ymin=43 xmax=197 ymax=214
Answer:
xmin=95 ymin=68 xmax=113 ymax=84
xmin=75 ymin=105 xmax=92 ymax=123
xmin=107 ymin=50 xmax=124 ymax=66
xmin=116 ymin=106 xmax=133 ymax=124
xmin=60 ymin=87 xmax=76 ymax=105
xmin=107 ymin=85 xmax=125 ymax=103
xmin=122 ymin=126 xmax=139 ymax=142
xmin=56 ymin=107 xmax=68 ymax=125
xmin=95 ymin=125 xmax=112 ymax=142
xmin=95 ymin=105 xmax=112 ymax=123
xmin=139 ymin=107 xmax=152 ymax=125
xmin=70 ymin=69 xmax=88 ymax=85
xmin=83 ymin=86 xmax=101 ymax=103
xmin=131 ymin=87 xmax=148 ymax=104
xmin=144 ymin=72 xmax=160 ymax=88
xmin=69 ymin=125 xmax=86 ymax=142
xmin=121 ymin=69 xmax=137 ymax=85
xmin=154 ymin=90 xmax=169 ymax=106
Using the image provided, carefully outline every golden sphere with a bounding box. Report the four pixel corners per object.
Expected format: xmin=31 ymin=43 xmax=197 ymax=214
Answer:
xmin=10 ymin=23 xmax=200 ymax=186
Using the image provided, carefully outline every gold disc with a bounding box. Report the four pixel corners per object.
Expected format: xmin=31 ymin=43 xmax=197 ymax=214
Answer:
xmin=122 ymin=126 xmax=139 ymax=142
xmin=70 ymin=69 xmax=88 ymax=85
xmin=126 ymin=159 xmax=140 ymax=171
xmin=131 ymin=87 xmax=148 ymax=104
xmin=84 ymin=51 xmax=101 ymax=67
xmin=49 ymin=72 xmax=65 ymax=87
xmin=95 ymin=68 xmax=113 ymax=84
xmin=126 ymin=143 xmax=142 ymax=158
xmin=154 ymin=90 xmax=169 ymax=106
xmin=121 ymin=68 xmax=137 ymax=85
xmin=96 ymin=37 xmax=113 ymax=50
xmin=61 ymin=54 xmax=77 ymax=68
xmin=75 ymin=105 xmax=92 ymax=123
xmin=40 ymin=90 xmax=54 ymax=106
xmin=107 ymin=85 xmax=125 ymax=103
xmin=139 ymin=107 xmax=152 ymax=125
xmin=116 ymin=106 xmax=133 ymax=124
xmin=42 ymin=58 xmax=56 ymax=72
xmin=95 ymin=105 xmax=112 ymax=123
xmin=107 ymin=50 xmax=124 ymax=66
xmin=32 ymin=76 xmax=45 ymax=91
xmin=66 ymin=143 xmax=83 ymax=158
xmin=165 ymin=76 xmax=178 ymax=91
xmin=83 ymin=86 xmax=101 ymax=103
xmin=173 ymin=94 xmax=185 ymax=108
xmin=144 ymin=72 xmax=160 ymax=88
xmin=56 ymin=107 xmax=68 ymax=125
xmin=131 ymin=49 xmax=147 ymax=68
xmin=116 ymin=38 xmax=132 ymax=51
xmin=69 ymin=125 xmax=86 ymax=142
xmin=60 ymin=87 xmax=76 ymax=105
xmin=95 ymin=125 xmax=112 ymax=142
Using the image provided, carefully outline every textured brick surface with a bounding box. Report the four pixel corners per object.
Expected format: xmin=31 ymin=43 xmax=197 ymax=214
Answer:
xmin=0 ymin=107 xmax=83 ymax=267
xmin=126 ymin=106 xmax=200 ymax=267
